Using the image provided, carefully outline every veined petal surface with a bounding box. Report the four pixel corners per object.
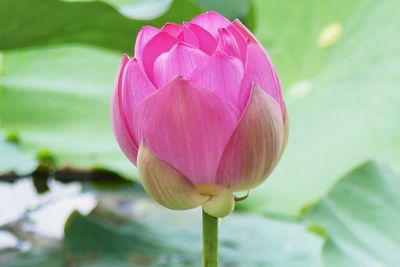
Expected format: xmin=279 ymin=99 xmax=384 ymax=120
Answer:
xmin=190 ymin=11 xmax=231 ymax=37
xmin=112 ymin=55 xmax=138 ymax=164
xmin=138 ymin=142 xmax=209 ymax=210
xmin=121 ymin=58 xmax=156 ymax=143
xmin=190 ymin=51 xmax=244 ymax=108
xmin=134 ymin=26 xmax=160 ymax=59
xmin=153 ymin=42 xmax=208 ymax=88
xmin=216 ymin=85 xmax=284 ymax=191
xmin=240 ymin=41 xmax=284 ymax=113
xmin=135 ymin=77 xmax=239 ymax=185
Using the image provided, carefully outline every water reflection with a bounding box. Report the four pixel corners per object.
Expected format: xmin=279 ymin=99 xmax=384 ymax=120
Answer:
xmin=0 ymin=178 xmax=96 ymax=245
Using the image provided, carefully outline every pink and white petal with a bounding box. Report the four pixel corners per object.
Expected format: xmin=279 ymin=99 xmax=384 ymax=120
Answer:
xmin=135 ymin=77 xmax=239 ymax=185
xmin=184 ymin=23 xmax=217 ymax=55
xmin=121 ymin=58 xmax=157 ymax=138
xmin=216 ymin=85 xmax=284 ymax=191
xmin=141 ymin=32 xmax=178 ymax=82
xmin=217 ymin=28 xmax=241 ymax=59
xmin=161 ymin=23 xmax=183 ymax=38
xmin=153 ymin=42 xmax=208 ymax=88
xmin=134 ymin=26 xmax=160 ymax=59
xmin=138 ymin=142 xmax=209 ymax=210
xmin=190 ymin=51 xmax=244 ymax=107
xmin=232 ymin=19 xmax=258 ymax=42
xmin=111 ymin=55 xmax=139 ymax=164
xmin=191 ymin=11 xmax=231 ymax=37
xmin=226 ymin=23 xmax=247 ymax=62
xmin=239 ymin=41 xmax=284 ymax=114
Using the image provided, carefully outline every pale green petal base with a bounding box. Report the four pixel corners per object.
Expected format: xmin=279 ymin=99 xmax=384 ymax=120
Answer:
xmin=203 ymin=187 xmax=235 ymax=218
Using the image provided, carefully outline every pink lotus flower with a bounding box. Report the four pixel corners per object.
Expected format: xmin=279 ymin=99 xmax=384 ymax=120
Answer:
xmin=112 ymin=11 xmax=288 ymax=217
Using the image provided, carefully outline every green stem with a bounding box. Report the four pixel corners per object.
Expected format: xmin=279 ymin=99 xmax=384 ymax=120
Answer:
xmin=202 ymin=209 xmax=218 ymax=267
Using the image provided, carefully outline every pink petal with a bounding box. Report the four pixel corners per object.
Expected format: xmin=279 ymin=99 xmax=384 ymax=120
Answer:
xmin=239 ymin=41 xmax=284 ymax=114
xmin=121 ymin=59 xmax=157 ymax=142
xmin=232 ymin=19 xmax=258 ymax=42
xmin=226 ymin=23 xmax=248 ymax=62
xmin=111 ymin=55 xmax=138 ymax=164
xmin=191 ymin=11 xmax=231 ymax=38
xmin=135 ymin=77 xmax=239 ymax=185
xmin=153 ymin=42 xmax=208 ymax=88
xmin=190 ymin=51 xmax=244 ymax=107
xmin=217 ymin=28 xmax=241 ymax=59
xmin=182 ymin=26 xmax=200 ymax=48
xmin=141 ymin=32 xmax=178 ymax=82
xmin=138 ymin=142 xmax=209 ymax=210
xmin=134 ymin=26 xmax=160 ymax=59
xmin=216 ymin=85 xmax=284 ymax=191
xmin=184 ymin=22 xmax=217 ymax=55
xmin=161 ymin=23 xmax=183 ymax=38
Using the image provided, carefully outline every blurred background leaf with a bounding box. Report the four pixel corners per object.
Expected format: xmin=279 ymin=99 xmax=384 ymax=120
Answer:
xmin=0 ymin=0 xmax=201 ymax=53
xmin=240 ymin=0 xmax=400 ymax=218
xmin=5 ymin=206 xmax=322 ymax=267
xmin=0 ymin=46 xmax=134 ymax=178
xmin=305 ymin=161 xmax=400 ymax=267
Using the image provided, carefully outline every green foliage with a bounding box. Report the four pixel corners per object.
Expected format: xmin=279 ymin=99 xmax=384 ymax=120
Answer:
xmin=240 ymin=0 xmax=400 ymax=217
xmin=305 ymin=161 xmax=400 ymax=267
xmin=0 ymin=0 xmax=202 ymax=53
xmin=5 ymin=210 xmax=320 ymax=267
xmin=3 ymin=161 xmax=400 ymax=266
xmin=0 ymin=46 xmax=135 ymax=178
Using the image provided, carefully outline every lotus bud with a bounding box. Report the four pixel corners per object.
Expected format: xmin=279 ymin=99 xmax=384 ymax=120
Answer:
xmin=111 ymin=11 xmax=287 ymax=217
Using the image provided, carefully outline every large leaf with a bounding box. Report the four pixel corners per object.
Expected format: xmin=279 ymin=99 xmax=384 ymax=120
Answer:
xmin=61 ymin=209 xmax=321 ymax=267
xmin=305 ymin=161 xmax=400 ymax=267
xmin=241 ymin=0 xmax=400 ymax=217
xmin=0 ymin=0 xmax=201 ymax=53
xmin=0 ymin=46 xmax=134 ymax=177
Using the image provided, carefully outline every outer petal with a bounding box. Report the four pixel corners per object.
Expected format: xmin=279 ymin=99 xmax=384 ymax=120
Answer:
xmin=111 ymin=55 xmax=138 ymax=164
xmin=134 ymin=26 xmax=160 ymax=59
xmin=231 ymin=19 xmax=258 ymax=42
xmin=141 ymin=32 xmax=178 ymax=82
xmin=153 ymin=42 xmax=208 ymax=88
xmin=135 ymin=77 xmax=239 ymax=185
xmin=121 ymin=58 xmax=156 ymax=143
xmin=240 ymin=41 xmax=284 ymax=114
xmin=191 ymin=11 xmax=231 ymax=38
xmin=216 ymin=85 xmax=284 ymax=191
xmin=190 ymin=51 xmax=243 ymax=107
xmin=279 ymin=113 xmax=289 ymax=160
xmin=138 ymin=142 xmax=209 ymax=210
xmin=184 ymin=22 xmax=217 ymax=55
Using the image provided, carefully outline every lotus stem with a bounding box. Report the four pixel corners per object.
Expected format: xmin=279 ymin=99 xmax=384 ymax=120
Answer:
xmin=202 ymin=209 xmax=218 ymax=267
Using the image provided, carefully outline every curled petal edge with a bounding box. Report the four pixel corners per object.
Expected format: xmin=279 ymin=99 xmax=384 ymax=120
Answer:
xmin=137 ymin=142 xmax=209 ymax=210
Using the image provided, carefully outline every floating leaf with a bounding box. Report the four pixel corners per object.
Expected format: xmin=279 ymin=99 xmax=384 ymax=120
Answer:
xmin=242 ymin=0 xmax=400 ymax=217
xmin=305 ymin=161 xmax=400 ymax=267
